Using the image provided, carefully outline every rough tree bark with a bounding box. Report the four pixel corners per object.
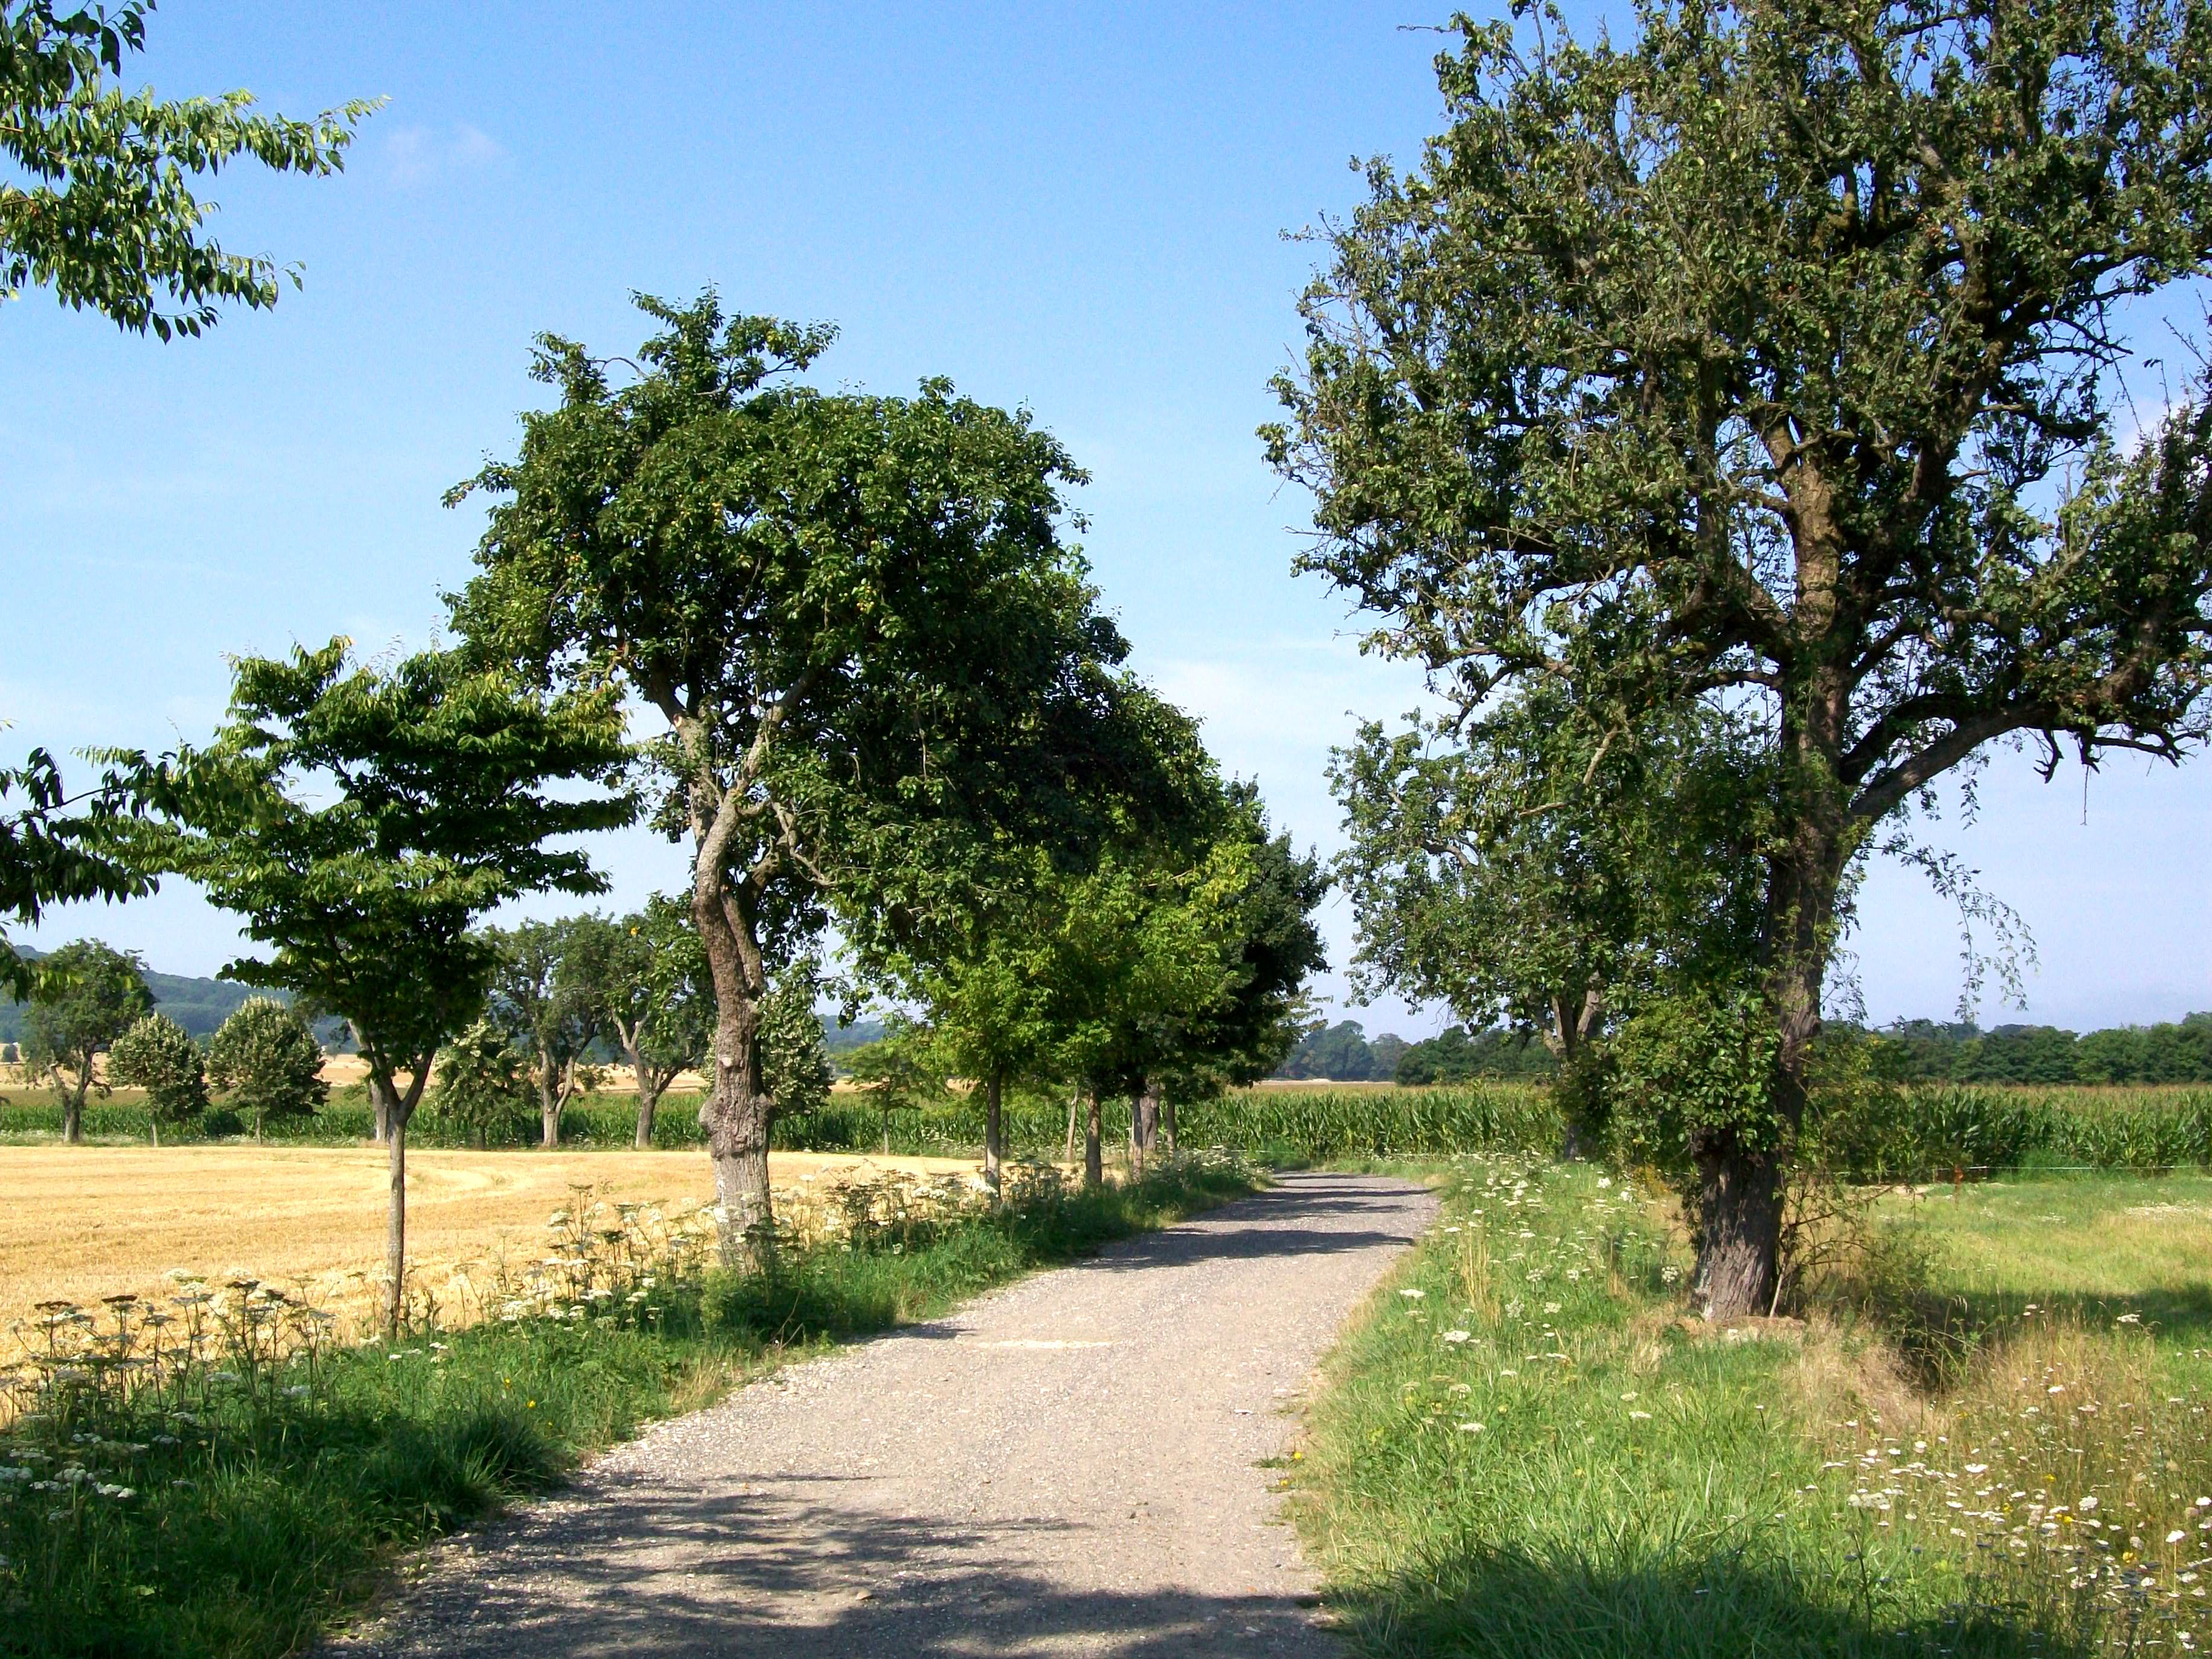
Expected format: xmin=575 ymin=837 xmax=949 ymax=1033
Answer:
xmin=983 ymin=1069 xmax=1004 ymax=1197
xmin=368 ymin=1072 xmax=394 ymax=1145
xmin=1129 ymin=1079 xmax=1160 ymax=1179
xmin=692 ymin=866 xmax=774 ymax=1268
xmin=1548 ymin=985 xmax=1603 ymax=1162
xmin=1083 ymin=1088 xmax=1103 ymax=1188
xmin=61 ymin=1064 xmax=87 ymax=1145
xmin=537 ymin=1045 xmax=563 ymax=1149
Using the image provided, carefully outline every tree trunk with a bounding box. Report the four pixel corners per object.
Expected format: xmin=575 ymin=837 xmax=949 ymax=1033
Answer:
xmin=1084 ymin=1089 xmax=1102 ymax=1188
xmin=149 ymin=1116 xmax=159 ymax=1148
xmin=1063 ymin=1093 xmax=1078 ymax=1164
xmin=539 ymin=1047 xmax=561 ymax=1149
xmin=627 ymin=1040 xmax=659 ymax=1149
xmin=983 ymin=1070 xmax=1004 ymax=1197
xmin=368 ymin=1073 xmax=393 ymax=1145
xmin=1692 ymin=670 xmax=1853 ymax=1319
xmin=1130 ymin=1081 xmax=1160 ymax=1179
xmin=1161 ymin=1096 xmax=1177 ymax=1157
xmin=1692 ymin=1141 xmax=1784 ymax=1320
xmin=386 ymin=1110 xmax=408 ymax=1340
xmin=63 ymin=1068 xmax=86 ymax=1145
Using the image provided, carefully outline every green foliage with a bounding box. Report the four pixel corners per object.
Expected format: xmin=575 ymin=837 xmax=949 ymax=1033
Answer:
xmin=1868 ymin=1014 xmax=2212 ymax=1085
xmin=1334 ymin=685 xmax=1765 ymax=1064
xmin=0 ymin=0 xmax=377 ymax=339
xmin=576 ymin=897 xmax=712 ymax=1104
xmin=21 ymin=936 xmax=149 ymax=1120
xmin=0 ymin=753 xmax=158 ymax=999
xmin=448 ymin=291 xmax=1203 ymax=1244
xmin=104 ymin=1009 xmax=205 ymax=1135
xmin=205 ymin=996 xmax=325 ymax=1134
xmin=1607 ymin=991 xmax=1785 ymax=1172
xmin=1269 ymin=0 xmax=2212 ymax=1309
xmin=1394 ymin=1027 xmax=1558 ymax=1085
xmin=145 ymin=640 xmax=634 ymax=1120
xmin=429 ymin=1019 xmax=534 ymax=1148
xmin=482 ymin=915 xmax=610 ymax=1127
xmin=759 ymin=959 xmax=833 ymax=1116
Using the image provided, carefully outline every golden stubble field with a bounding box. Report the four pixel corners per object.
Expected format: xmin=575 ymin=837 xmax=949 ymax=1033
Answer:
xmin=0 ymin=1145 xmax=980 ymax=1349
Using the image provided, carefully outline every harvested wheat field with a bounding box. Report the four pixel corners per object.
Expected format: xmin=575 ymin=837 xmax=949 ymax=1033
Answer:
xmin=0 ymin=1145 xmax=981 ymax=1348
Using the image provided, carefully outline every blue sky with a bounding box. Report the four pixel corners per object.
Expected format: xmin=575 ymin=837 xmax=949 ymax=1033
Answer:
xmin=5 ymin=2 xmax=2207 ymax=1036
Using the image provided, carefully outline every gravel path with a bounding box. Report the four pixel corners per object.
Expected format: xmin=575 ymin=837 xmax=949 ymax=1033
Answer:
xmin=333 ymin=1172 xmax=1436 ymax=1658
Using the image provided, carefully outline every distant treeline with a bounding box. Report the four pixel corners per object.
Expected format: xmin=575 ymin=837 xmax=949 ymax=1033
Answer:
xmin=1859 ymin=1014 xmax=2212 ymax=1085
xmin=1276 ymin=1012 xmax=2212 ymax=1088
xmin=1275 ymin=1019 xmax=1556 ymax=1084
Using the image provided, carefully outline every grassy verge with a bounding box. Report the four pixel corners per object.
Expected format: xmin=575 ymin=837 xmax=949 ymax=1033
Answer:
xmin=0 ymin=1156 xmax=1258 ymax=1659
xmin=1291 ymin=1159 xmax=2212 ymax=1658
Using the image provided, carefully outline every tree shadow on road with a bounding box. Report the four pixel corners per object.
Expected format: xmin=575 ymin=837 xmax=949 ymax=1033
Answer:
xmin=341 ymin=1495 xmax=1337 ymax=1657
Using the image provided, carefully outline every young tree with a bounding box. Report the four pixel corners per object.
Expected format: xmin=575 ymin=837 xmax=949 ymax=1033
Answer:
xmin=149 ymin=640 xmax=631 ymax=1336
xmin=0 ymin=0 xmax=375 ymax=339
xmin=21 ymin=936 xmax=149 ymax=1140
xmin=759 ymin=961 xmax=833 ymax=1122
xmin=1143 ymin=791 xmax=1328 ymax=1165
xmin=566 ymin=900 xmax=713 ymax=1148
xmin=431 ymin=1019 xmax=533 ymax=1149
xmin=1334 ymin=686 xmax=1765 ymax=1152
xmin=450 ymin=292 xmax=1176 ymax=1263
xmin=841 ymin=1024 xmax=940 ymax=1156
xmin=1268 ymin=0 xmax=2212 ymax=1314
xmin=106 ymin=1010 xmax=204 ymax=1145
xmin=205 ymin=996 xmax=326 ymax=1139
xmin=484 ymin=917 xmax=607 ymax=1148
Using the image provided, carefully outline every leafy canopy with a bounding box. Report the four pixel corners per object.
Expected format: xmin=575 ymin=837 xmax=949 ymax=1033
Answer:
xmin=21 ymin=934 xmax=147 ymax=1085
xmin=1270 ymin=0 xmax=2212 ymax=799
xmin=205 ymin=994 xmax=325 ymax=1131
xmin=0 ymin=0 xmax=377 ymax=337
xmin=447 ymin=289 xmax=1193 ymax=985
xmin=106 ymin=1008 xmax=205 ymax=1127
xmin=145 ymin=641 xmax=634 ymax=1113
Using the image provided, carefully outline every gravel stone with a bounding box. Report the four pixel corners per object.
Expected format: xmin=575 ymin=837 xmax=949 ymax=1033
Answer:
xmin=330 ymin=1171 xmax=1436 ymax=1657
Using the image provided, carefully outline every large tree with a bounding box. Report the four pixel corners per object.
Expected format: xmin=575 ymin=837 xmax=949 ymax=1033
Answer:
xmin=1268 ymin=0 xmax=2212 ymax=1314
xmin=149 ymin=641 xmax=631 ymax=1335
xmin=21 ymin=935 xmax=148 ymax=1139
xmin=567 ymin=900 xmax=714 ymax=1148
xmin=0 ymin=4 xmax=371 ymax=991
xmin=0 ymin=0 xmax=374 ymax=339
xmin=450 ymin=292 xmax=1178 ymax=1262
xmin=483 ymin=916 xmax=607 ymax=1149
xmin=1139 ymin=788 xmax=1328 ymax=1165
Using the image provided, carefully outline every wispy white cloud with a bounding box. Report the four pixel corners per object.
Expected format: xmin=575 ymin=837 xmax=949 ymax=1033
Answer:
xmin=382 ymin=122 xmax=507 ymax=188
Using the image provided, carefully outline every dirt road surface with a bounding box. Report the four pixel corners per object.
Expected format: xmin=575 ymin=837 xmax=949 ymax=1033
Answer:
xmin=336 ymin=1172 xmax=1436 ymax=1658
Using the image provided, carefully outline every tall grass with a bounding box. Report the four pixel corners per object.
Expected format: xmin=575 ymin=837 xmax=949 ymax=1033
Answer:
xmin=1291 ymin=1157 xmax=2212 ymax=1658
xmin=0 ymin=1156 xmax=1259 ymax=1659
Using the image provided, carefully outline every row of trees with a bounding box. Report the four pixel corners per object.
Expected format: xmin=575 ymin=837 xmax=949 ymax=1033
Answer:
xmin=1868 ymin=1016 xmax=2212 ymax=1087
xmin=5 ymin=937 xmax=327 ymax=1142
xmin=0 ymin=9 xmax=1327 ymax=1331
xmin=1275 ymin=0 xmax=2212 ymax=1315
